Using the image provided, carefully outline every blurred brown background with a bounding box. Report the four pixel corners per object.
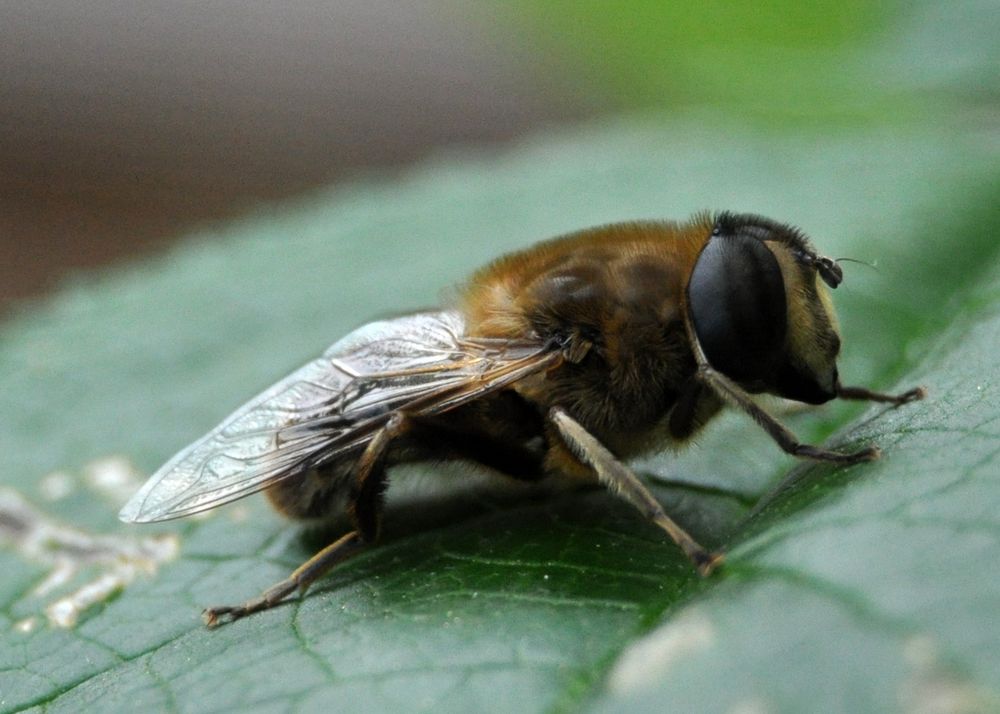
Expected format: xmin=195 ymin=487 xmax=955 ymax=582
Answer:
xmin=0 ymin=1 xmax=587 ymax=316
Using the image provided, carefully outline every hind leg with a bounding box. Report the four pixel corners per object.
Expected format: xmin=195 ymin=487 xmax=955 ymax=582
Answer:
xmin=203 ymin=414 xmax=407 ymax=627
xmin=203 ymin=410 xmax=549 ymax=627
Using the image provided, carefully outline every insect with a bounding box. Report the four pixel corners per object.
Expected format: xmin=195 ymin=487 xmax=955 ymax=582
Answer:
xmin=120 ymin=212 xmax=924 ymax=627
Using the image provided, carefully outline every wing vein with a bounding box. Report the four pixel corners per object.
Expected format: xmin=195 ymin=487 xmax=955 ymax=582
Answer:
xmin=120 ymin=311 xmax=557 ymax=523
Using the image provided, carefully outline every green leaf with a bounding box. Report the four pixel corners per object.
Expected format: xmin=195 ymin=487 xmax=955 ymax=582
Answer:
xmin=1 ymin=116 xmax=998 ymax=714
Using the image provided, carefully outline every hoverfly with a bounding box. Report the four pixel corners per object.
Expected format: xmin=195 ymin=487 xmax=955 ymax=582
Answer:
xmin=121 ymin=212 xmax=924 ymax=626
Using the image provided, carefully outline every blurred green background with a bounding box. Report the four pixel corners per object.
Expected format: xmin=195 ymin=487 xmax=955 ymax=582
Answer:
xmin=514 ymin=0 xmax=995 ymax=123
xmin=511 ymin=1 xmax=900 ymax=120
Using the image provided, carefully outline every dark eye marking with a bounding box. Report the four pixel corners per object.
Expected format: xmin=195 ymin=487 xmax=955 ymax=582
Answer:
xmin=687 ymin=233 xmax=787 ymax=383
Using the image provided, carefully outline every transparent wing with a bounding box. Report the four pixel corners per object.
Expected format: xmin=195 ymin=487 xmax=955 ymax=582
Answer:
xmin=120 ymin=311 xmax=558 ymax=523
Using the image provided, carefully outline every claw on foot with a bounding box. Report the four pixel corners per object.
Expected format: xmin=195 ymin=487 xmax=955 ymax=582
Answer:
xmin=202 ymin=608 xmax=225 ymax=628
xmin=202 ymin=603 xmax=261 ymax=628
xmin=694 ymin=550 xmax=725 ymax=577
xmin=897 ymin=386 xmax=927 ymax=405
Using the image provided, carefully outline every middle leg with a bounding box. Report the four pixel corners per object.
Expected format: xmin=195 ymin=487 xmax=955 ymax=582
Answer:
xmin=548 ymin=406 xmax=723 ymax=576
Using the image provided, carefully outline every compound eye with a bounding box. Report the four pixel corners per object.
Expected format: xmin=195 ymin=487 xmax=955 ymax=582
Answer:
xmin=688 ymin=234 xmax=787 ymax=382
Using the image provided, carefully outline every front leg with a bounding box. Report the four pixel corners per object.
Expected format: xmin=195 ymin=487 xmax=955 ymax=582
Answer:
xmin=836 ymin=383 xmax=926 ymax=405
xmin=697 ymin=364 xmax=923 ymax=464
xmin=548 ymin=407 xmax=723 ymax=576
